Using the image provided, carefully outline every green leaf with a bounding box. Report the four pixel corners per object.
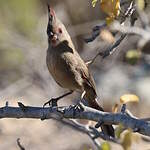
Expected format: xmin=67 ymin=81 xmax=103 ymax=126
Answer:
xmin=115 ymin=124 xmax=124 ymax=139
xmin=125 ymin=49 xmax=141 ymax=65
xmin=101 ymin=142 xmax=111 ymax=150
xmin=92 ymin=0 xmax=98 ymax=7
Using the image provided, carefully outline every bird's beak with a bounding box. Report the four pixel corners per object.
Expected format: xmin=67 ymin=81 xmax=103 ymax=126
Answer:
xmin=47 ymin=4 xmax=56 ymax=25
xmin=47 ymin=4 xmax=53 ymax=26
xmin=47 ymin=4 xmax=55 ymax=38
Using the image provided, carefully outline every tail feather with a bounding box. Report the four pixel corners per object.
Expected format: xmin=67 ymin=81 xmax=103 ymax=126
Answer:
xmin=88 ymin=98 xmax=115 ymax=137
xmin=84 ymin=89 xmax=115 ymax=137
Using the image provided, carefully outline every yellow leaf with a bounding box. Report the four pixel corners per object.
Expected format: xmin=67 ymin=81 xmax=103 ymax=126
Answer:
xmin=100 ymin=0 xmax=120 ymax=24
xmin=112 ymin=103 xmax=119 ymax=113
xmin=100 ymin=29 xmax=115 ymax=43
xmin=92 ymin=0 xmax=98 ymax=7
xmin=120 ymin=94 xmax=139 ymax=104
xmin=101 ymin=142 xmax=111 ymax=150
xmin=106 ymin=16 xmax=115 ymax=25
xmin=122 ymin=130 xmax=132 ymax=150
xmin=136 ymin=0 xmax=145 ymax=10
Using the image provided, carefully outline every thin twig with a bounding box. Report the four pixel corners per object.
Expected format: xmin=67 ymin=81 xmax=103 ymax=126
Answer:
xmin=57 ymin=118 xmax=121 ymax=149
xmin=84 ymin=23 xmax=107 ymax=43
xmin=54 ymin=118 xmax=102 ymax=149
xmin=111 ymin=22 xmax=150 ymax=39
xmin=86 ymin=1 xmax=136 ymax=66
xmin=17 ymin=138 xmax=25 ymax=150
xmin=89 ymin=126 xmax=120 ymax=144
xmin=136 ymin=5 xmax=150 ymax=30
xmin=86 ymin=33 xmax=127 ymax=66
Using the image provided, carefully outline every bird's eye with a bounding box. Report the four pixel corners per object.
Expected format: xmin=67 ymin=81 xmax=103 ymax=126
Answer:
xmin=58 ymin=28 xmax=62 ymax=34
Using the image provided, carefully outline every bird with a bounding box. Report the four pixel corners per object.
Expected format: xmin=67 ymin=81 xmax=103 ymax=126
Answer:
xmin=45 ymin=4 xmax=114 ymax=137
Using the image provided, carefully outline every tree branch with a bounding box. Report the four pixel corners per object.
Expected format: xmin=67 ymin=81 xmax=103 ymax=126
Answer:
xmin=58 ymin=119 xmax=102 ymax=149
xmin=85 ymin=1 xmax=137 ymax=66
xmin=111 ymin=21 xmax=150 ymax=40
xmin=0 ymin=102 xmax=150 ymax=137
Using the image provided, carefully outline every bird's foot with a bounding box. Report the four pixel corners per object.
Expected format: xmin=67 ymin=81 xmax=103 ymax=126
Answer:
xmin=71 ymin=102 xmax=84 ymax=117
xmin=43 ymin=91 xmax=73 ymax=108
xmin=42 ymin=98 xmax=59 ymax=120
xmin=95 ymin=121 xmax=104 ymax=128
xmin=121 ymin=104 xmax=127 ymax=114
xmin=75 ymin=102 xmax=84 ymax=112
xmin=43 ymin=98 xmax=58 ymax=108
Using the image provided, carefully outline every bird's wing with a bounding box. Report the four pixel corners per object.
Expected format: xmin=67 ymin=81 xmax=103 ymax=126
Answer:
xmin=75 ymin=54 xmax=97 ymax=94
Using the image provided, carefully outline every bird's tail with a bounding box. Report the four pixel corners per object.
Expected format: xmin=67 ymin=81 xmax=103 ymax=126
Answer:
xmin=84 ymin=87 xmax=115 ymax=137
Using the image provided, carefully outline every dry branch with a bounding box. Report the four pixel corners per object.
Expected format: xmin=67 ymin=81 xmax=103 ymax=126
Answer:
xmin=0 ymin=102 xmax=150 ymax=137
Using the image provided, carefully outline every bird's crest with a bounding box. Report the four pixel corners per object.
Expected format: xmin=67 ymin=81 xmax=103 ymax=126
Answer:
xmin=47 ymin=4 xmax=56 ymax=19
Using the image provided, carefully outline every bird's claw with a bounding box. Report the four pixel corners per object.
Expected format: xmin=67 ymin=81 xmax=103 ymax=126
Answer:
xmin=42 ymin=98 xmax=59 ymax=121
xmin=75 ymin=103 xmax=84 ymax=112
xmin=95 ymin=121 xmax=104 ymax=128
xmin=121 ymin=104 xmax=126 ymax=114
xmin=43 ymin=98 xmax=58 ymax=108
xmin=71 ymin=102 xmax=84 ymax=117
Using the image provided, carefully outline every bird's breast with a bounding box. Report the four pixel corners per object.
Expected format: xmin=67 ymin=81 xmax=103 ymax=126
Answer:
xmin=46 ymin=49 xmax=82 ymax=90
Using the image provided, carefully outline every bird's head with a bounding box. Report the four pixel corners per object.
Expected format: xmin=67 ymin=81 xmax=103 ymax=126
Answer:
xmin=47 ymin=4 xmax=68 ymax=47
